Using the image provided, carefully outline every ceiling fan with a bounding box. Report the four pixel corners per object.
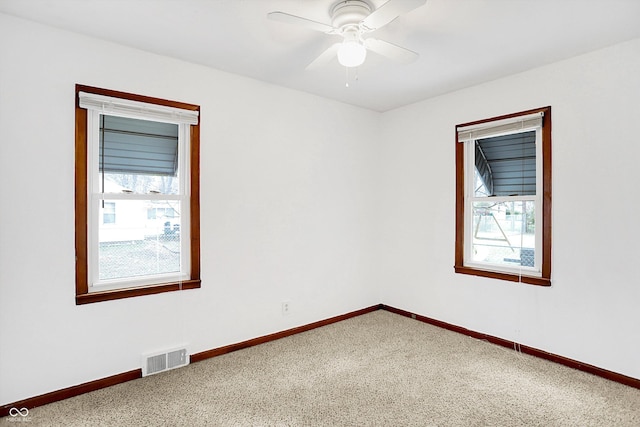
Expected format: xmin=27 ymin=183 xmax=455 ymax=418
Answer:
xmin=268 ymin=0 xmax=427 ymax=69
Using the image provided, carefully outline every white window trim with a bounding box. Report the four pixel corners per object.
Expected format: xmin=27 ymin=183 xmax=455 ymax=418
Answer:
xmin=461 ymin=114 xmax=544 ymax=277
xmin=84 ymin=97 xmax=194 ymax=292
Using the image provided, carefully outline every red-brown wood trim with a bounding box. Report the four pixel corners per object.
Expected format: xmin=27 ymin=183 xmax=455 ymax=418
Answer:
xmin=454 ymin=131 xmax=465 ymax=268
xmin=454 ymin=266 xmax=551 ymax=287
xmin=189 ymin=123 xmax=201 ymax=282
xmin=75 ymin=279 xmax=201 ymax=305
xmin=0 ymin=306 xmax=381 ymax=415
xmin=381 ymin=305 xmax=640 ymax=390
xmin=75 ymin=106 xmax=89 ymax=297
xmin=74 ymin=84 xmax=201 ymax=304
xmin=190 ymin=304 xmax=382 ymax=363
xmin=4 ymin=304 xmax=638 ymax=415
xmin=456 ymin=106 xmax=550 ymax=129
xmin=75 ymin=84 xmax=199 ymax=112
xmin=541 ymin=107 xmax=552 ymax=280
xmin=0 ymin=369 xmax=141 ymax=418
xmin=454 ymin=106 xmax=552 ymax=286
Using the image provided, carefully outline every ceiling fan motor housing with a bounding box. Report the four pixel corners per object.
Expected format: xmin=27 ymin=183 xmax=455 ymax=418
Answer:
xmin=331 ymin=0 xmax=372 ymax=30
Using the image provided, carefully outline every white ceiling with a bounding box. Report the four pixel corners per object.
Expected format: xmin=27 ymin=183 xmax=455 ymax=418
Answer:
xmin=2 ymin=0 xmax=640 ymax=112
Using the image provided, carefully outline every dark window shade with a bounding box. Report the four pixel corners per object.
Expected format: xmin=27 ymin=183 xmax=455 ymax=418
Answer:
xmin=100 ymin=115 xmax=179 ymax=176
xmin=475 ymin=131 xmax=536 ymax=196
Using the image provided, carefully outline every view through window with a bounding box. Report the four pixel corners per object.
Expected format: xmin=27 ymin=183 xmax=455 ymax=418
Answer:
xmin=455 ymin=107 xmax=551 ymax=286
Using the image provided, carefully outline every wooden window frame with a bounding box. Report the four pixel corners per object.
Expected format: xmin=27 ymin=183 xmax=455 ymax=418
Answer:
xmin=75 ymin=84 xmax=201 ymax=304
xmin=454 ymin=106 xmax=552 ymax=286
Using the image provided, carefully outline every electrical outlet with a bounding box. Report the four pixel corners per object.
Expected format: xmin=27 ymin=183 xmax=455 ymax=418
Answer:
xmin=282 ymin=301 xmax=290 ymax=316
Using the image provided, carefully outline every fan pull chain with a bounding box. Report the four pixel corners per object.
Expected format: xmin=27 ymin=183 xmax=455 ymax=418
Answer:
xmin=345 ymin=67 xmax=360 ymax=88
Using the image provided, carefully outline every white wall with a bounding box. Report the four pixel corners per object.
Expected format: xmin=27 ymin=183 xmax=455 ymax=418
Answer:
xmin=2 ymin=11 xmax=639 ymax=407
xmin=0 ymin=14 xmax=379 ymax=405
xmin=376 ymin=37 xmax=640 ymax=379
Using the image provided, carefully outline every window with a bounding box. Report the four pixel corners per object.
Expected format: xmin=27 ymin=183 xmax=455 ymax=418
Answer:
xmin=102 ymin=202 xmax=116 ymax=224
xmin=147 ymin=207 xmax=178 ymax=220
xmin=75 ymin=85 xmax=201 ymax=304
xmin=455 ymin=107 xmax=551 ymax=286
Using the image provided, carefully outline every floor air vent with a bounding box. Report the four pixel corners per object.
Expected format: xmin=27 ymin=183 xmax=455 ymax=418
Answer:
xmin=142 ymin=346 xmax=189 ymax=377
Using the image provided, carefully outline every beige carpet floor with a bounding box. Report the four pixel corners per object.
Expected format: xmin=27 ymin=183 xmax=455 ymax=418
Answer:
xmin=3 ymin=310 xmax=639 ymax=426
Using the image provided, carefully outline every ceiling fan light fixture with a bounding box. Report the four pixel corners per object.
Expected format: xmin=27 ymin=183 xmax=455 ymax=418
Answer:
xmin=337 ymin=40 xmax=367 ymax=67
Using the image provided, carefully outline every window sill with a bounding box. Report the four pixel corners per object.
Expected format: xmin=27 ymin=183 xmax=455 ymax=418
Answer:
xmin=75 ymin=279 xmax=201 ymax=305
xmin=454 ymin=265 xmax=551 ymax=287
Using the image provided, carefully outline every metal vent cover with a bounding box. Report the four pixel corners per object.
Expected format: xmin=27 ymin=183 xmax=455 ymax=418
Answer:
xmin=142 ymin=345 xmax=189 ymax=377
xmin=168 ymin=349 xmax=187 ymax=370
xmin=146 ymin=354 xmax=167 ymax=375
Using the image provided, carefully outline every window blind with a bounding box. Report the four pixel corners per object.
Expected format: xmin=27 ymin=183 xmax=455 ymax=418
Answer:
xmin=100 ymin=116 xmax=179 ymax=176
xmin=457 ymin=111 xmax=543 ymax=142
xmin=79 ymin=92 xmax=199 ymax=125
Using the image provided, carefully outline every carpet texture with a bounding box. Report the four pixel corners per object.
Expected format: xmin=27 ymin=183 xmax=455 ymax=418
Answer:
xmin=3 ymin=310 xmax=639 ymax=426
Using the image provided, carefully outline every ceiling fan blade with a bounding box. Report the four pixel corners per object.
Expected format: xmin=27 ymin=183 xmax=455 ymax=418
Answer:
xmin=361 ymin=0 xmax=427 ymax=31
xmin=306 ymin=43 xmax=342 ymax=70
xmin=365 ymin=38 xmax=419 ymax=64
xmin=268 ymin=11 xmax=337 ymax=34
